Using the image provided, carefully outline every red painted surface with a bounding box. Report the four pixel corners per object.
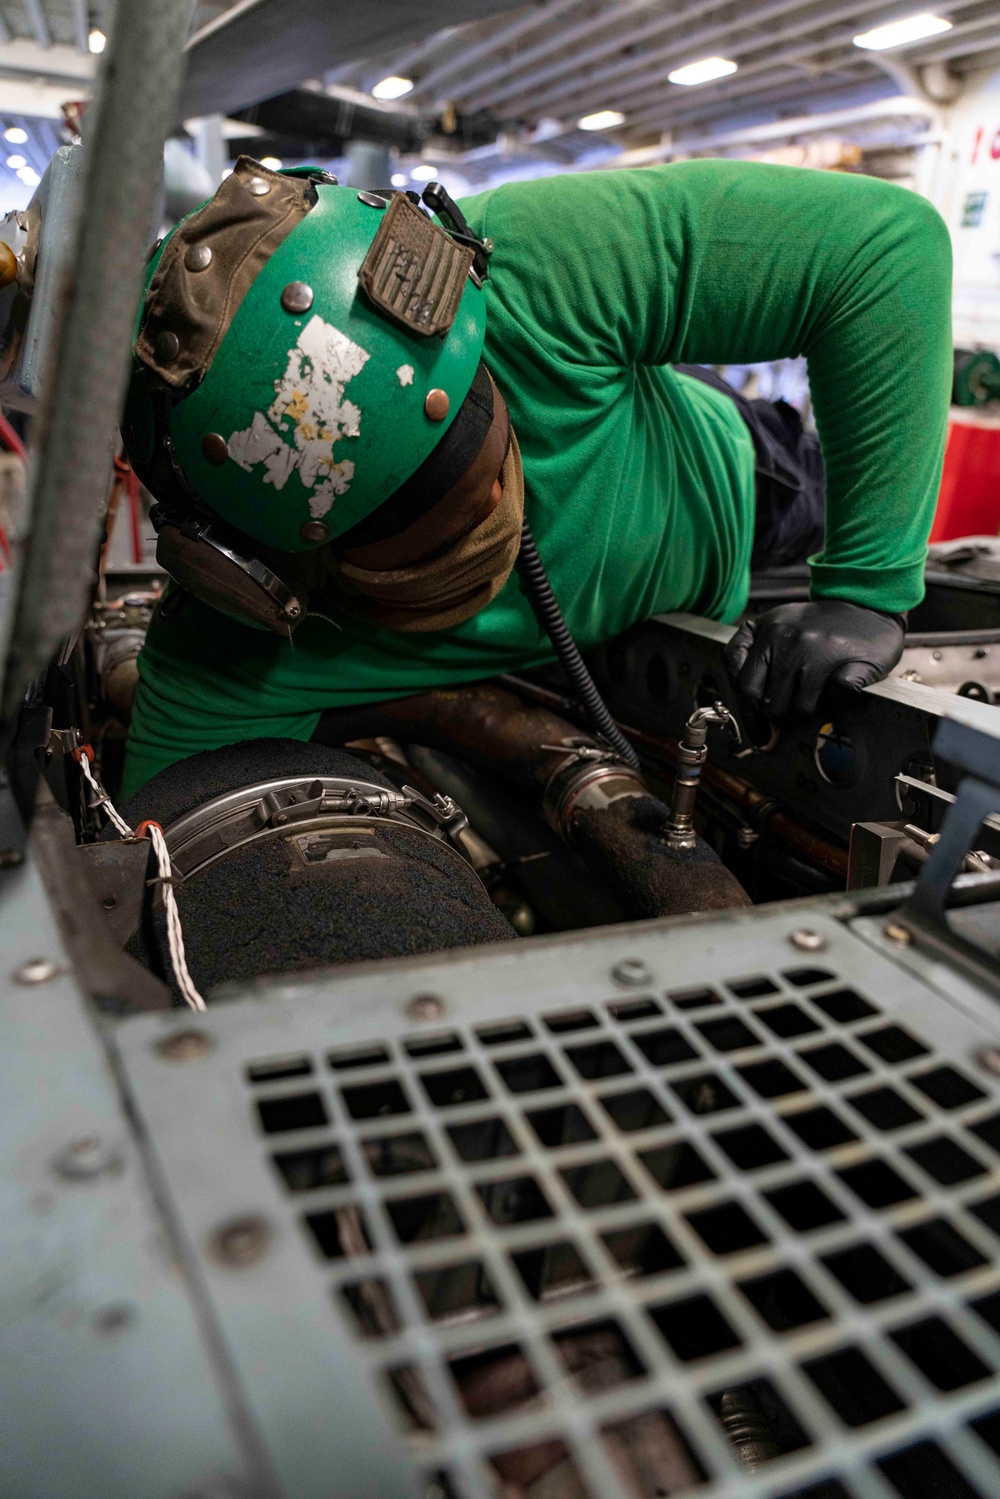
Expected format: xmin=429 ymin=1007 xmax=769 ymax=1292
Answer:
xmin=931 ymin=410 xmax=1000 ymax=542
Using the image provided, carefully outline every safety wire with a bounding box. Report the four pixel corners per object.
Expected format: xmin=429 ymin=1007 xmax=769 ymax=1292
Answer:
xmin=74 ymin=745 xmax=206 ymax=1012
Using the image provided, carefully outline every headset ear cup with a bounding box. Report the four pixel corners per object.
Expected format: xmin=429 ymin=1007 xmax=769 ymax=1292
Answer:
xmin=155 ymin=524 xmax=301 ymax=634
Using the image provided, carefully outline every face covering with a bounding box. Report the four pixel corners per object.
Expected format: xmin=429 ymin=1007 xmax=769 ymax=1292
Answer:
xmin=302 ymin=428 xmax=525 ymax=634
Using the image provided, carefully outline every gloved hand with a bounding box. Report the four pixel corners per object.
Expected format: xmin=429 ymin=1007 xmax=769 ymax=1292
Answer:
xmin=723 ymin=599 xmax=906 ymax=723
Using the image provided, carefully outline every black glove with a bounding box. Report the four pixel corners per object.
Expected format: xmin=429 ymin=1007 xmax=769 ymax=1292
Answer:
xmin=723 ymin=599 xmax=906 ymax=723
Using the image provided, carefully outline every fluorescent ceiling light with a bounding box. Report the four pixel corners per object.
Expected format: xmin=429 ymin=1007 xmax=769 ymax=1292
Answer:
xmin=3 ymin=127 xmax=26 ymax=145
xmin=390 ymin=172 xmax=408 ymax=187
xmin=16 ymin=166 xmax=39 ymax=186
xmin=853 ymin=12 xmax=951 ymax=48
xmin=372 ymin=75 xmax=414 ymax=101
xmin=410 ymin=163 xmax=438 ymax=181
xmin=260 ymin=156 xmax=282 ymax=169
xmin=88 ymin=28 xmax=106 ymax=53
xmin=578 ymin=109 xmax=626 ymax=130
xmin=668 ymin=56 xmax=738 ymax=86
xmin=6 ymin=155 xmax=25 ymax=170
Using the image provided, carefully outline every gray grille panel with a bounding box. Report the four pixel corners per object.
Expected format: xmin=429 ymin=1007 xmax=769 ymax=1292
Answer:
xmin=114 ymin=906 xmax=1000 ymax=1499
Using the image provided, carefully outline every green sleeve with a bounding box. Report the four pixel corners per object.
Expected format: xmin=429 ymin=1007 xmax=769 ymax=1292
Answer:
xmin=462 ymin=161 xmax=952 ymax=613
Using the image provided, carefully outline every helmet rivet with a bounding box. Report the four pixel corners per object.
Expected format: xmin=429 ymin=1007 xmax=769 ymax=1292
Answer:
xmin=280 ymin=281 xmax=314 ymax=315
xmin=201 ymin=433 xmax=229 ymax=465
xmin=357 ymin=191 xmax=387 ymax=209
xmin=184 ymin=244 xmax=212 ymax=272
xmin=154 ymin=330 xmax=180 ymax=362
xmin=424 ymin=389 xmax=450 ymax=422
xmin=246 ymin=176 xmax=270 ymax=196
xmin=299 ymin=520 xmax=330 ymax=544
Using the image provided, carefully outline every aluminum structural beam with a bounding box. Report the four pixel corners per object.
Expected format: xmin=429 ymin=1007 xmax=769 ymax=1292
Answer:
xmin=907 ymin=16 xmax=1000 ymax=66
xmin=499 ymin=0 xmax=982 ymax=120
xmin=629 ymin=64 xmax=889 ymax=138
xmin=179 ymin=0 xmax=527 ymax=121
xmin=435 ymin=0 xmax=729 ymax=107
xmin=23 ymin=0 xmax=52 ymax=49
xmin=624 ymin=53 xmax=880 ymax=133
xmin=410 ymin=0 xmax=587 ymax=101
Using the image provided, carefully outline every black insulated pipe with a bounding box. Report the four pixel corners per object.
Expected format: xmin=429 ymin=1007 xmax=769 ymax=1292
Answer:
xmin=516 ymin=522 xmax=640 ymax=769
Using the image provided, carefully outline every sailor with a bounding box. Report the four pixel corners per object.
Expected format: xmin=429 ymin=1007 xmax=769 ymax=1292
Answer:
xmin=121 ymin=156 xmax=950 ymax=793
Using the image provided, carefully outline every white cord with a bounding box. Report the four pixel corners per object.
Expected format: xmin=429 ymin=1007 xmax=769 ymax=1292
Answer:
xmin=77 ymin=750 xmax=206 ymax=1013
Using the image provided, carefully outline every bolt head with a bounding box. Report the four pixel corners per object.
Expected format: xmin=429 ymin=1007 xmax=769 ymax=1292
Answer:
xmin=612 ymin=957 xmax=652 ymax=987
xmin=280 ymin=280 xmax=313 ymax=314
xmin=883 ymin=920 xmax=912 ymax=946
xmin=407 ymin=993 xmax=445 ymax=1021
xmin=299 ymin=519 xmax=330 ymax=544
xmin=54 ymin=1135 xmax=121 ymax=1179
xmin=789 ymin=928 xmax=827 ymax=953
xmin=245 ymin=176 xmax=270 ymax=197
xmin=424 ymin=388 xmax=450 ymax=422
xmin=14 ymin=956 xmax=60 ymax=984
xmin=209 ymin=1215 xmax=271 ymax=1268
xmin=154 ymin=329 xmax=180 ymax=363
xmin=201 ymin=432 xmax=229 ymax=465
xmin=157 ymin=1029 xmax=213 ymax=1062
xmin=184 ymin=244 xmax=212 ymax=272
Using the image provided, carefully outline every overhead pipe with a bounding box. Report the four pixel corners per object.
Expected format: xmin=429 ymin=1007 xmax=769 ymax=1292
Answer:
xmin=410 ymin=0 xmax=589 ymax=100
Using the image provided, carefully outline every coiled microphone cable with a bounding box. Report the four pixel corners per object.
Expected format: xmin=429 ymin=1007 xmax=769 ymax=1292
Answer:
xmin=516 ymin=521 xmax=640 ymax=770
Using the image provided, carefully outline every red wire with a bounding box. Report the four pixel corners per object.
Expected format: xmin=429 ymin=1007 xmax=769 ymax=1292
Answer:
xmin=0 ymin=408 xmax=27 ymax=463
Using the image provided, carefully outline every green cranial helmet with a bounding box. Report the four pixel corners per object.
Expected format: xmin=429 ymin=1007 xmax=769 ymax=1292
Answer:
xmin=124 ymin=158 xmax=488 ymax=553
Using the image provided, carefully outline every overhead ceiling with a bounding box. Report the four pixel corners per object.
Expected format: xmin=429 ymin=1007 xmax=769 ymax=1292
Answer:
xmin=328 ymin=0 xmax=1000 ymax=151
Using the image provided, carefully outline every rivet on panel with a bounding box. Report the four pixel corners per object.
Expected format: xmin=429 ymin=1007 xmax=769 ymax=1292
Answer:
xmin=882 ymin=921 xmax=911 ymax=946
xmin=184 ymin=244 xmax=212 ymax=272
xmin=424 ymin=389 xmax=450 ymax=422
xmin=789 ymin=928 xmax=827 ymax=953
xmin=245 ymin=177 xmax=270 ymax=197
xmin=280 ymin=281 xmax=314 ymax=314
xmin=208 ymin=1215 xmax=271 ymax=1268
xmin=612 ymin=958 xmax=651 ymax=987
xmin=156 ymin=1029 xmax=214 ymax=1062
xmin=53 ymin=1135 xmax=122 ymax=1179
xmin=201 ymin=433 xmax=229 ymax=465
xmin=407 ymin=994 xmax=446 ymax=1021
xmin=13 ymin=956 xmax=60 ymax=984
xmin=357 ymin=191 xmax=387 ymax=209
xmin=300 ymin=519 xmax=329 ymax=544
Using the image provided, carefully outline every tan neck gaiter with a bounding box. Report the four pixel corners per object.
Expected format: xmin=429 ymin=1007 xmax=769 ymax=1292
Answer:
xmin=310 ymin=430 xmax=525 ymax=633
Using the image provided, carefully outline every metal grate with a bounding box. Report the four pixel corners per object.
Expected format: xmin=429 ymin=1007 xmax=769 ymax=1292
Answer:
xmin=117 ymin=907 xmax=1000 ymax=1499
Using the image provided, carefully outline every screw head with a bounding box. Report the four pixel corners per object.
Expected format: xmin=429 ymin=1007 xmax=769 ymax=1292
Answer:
xmin=883 ymin=921 xmax=912 ymax=946
xmin=424 ymin=388 xmax=450 ymax=422
xmin=280 ymin=280 xmax=313 ymax=314
xmin=789 ymin=928 xmax=827 ymax=953
xmin=53 ymin=1134 xmax=121 ymax=1179
xmin=201 ymin=432 xmax=229 ymax=465
xmin=209 ymin=1215 xmax=271 ymax=1268
xmin=0 ymin=847 xmax=23 ymax=868
xmin=299 ymin=519 xmax=330 ymax=544
xmin=612 ymin=957 xmax=652 ymax=987
xmin=407 ymin=993 xmax=445 ymax=1021
xmin=245 ymin=176 xmax=270 ymax=196
xmin=975 ymin=1046 xmax=1000 ymax=1077
xmin=184 ymin=243 xmax=212 ymax=272
xmin=13 ymin=957 xmax=60 ymax=984
xmin=156 ymin=1029 xmax=213 ymax=1062
xmin=154 ymin=329 xmax=180 ymax=363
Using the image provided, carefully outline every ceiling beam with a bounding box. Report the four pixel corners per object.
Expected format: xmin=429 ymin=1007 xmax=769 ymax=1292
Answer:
xmin=626 ymin=62 xmax=883 ymax=136
xmin=24 ymin=0 xmax=52 ymax=49
xmin=179 ymin=0 xmax=527 ymax=119
xmin=411 ymin=0 xmax=586 ymax=100
xmin=72 ymin=0 xmax=89 ymax=53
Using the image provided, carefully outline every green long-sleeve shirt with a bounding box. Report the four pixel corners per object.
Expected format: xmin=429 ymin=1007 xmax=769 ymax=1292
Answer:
xmin=123 ymin=160 xmax=952 ymax=796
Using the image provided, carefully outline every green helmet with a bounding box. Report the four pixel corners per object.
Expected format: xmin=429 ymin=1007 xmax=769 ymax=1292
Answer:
xmin=124 ymin=158 xmax=487 ymax=553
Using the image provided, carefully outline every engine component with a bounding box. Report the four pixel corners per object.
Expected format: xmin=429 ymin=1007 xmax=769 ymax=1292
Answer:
xmin=316 ymin=681 xmax=751 ymax=917
xmin=91 ymin=739 xmax=512 ymax=1003
xmin=665 ymin=700 xmax=741 ymax=850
